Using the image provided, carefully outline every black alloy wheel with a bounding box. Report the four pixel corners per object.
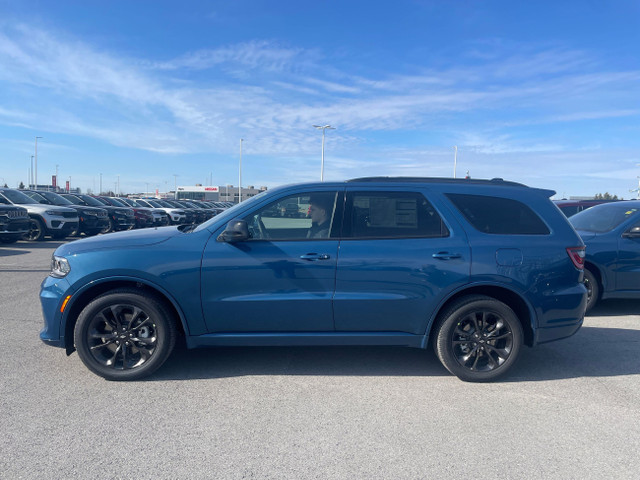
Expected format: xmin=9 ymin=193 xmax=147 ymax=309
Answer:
xmin=26 ymin=217 xmax=46 ymax=241
xmin=434 ymin=295 xmax=523 ymax=382
xmin=74 ymin=290 xmax=176 ymax=380
xmin=102 ymin=218 xmax=116 ymax=234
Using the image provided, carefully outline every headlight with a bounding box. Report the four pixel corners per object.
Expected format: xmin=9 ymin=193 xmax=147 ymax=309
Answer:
xmin=51 ymin=255 xmax=71 ymax=278
xmin=45 ymin=210 xmax=64 ymax=216
xmin=82 ymin=209 xmax=98 ymax=216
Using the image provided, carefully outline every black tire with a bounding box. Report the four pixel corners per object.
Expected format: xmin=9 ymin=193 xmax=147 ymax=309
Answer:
xmin=25 ymin=217 xmax=46 ymax=241
xmin=74 ymin=289 xmax=176 ymax=381
xmin=103 ymin=218 xmax=116 ymax=234
xmin=433 ymin=295 xmax=523 ymax=382
xmin=584 ymin=269 xmax=600 ymax=313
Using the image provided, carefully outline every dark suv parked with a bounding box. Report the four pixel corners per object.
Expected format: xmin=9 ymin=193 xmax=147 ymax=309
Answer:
xmin=95 ymin=196 xmax=153 ymax=229
xmin=23 ymin=190 xmax=109 ymax=237
xmin=62 ymin=194 xmax=135 ymax=233
xmin=0 ymin=205 xmax=29 ymax=243
xmin=40 ymin=177 xmax=586 ymax=382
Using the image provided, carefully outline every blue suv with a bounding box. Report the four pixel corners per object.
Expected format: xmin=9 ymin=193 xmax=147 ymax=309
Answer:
xmin=40 ymin=178 xmax=587 ymax=382
xmin=569 ymin=201 xmax=640 ymax=311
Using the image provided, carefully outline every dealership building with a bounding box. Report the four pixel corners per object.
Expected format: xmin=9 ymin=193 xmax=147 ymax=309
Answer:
xmin=176 ymin=185 xmax=267 ymax=203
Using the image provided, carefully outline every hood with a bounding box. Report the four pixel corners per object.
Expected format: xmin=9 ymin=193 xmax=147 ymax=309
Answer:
xmin=56 ymin=225 xmax=182 ymax=255
xmin=23 ymin=204 xmax=78 ymax=214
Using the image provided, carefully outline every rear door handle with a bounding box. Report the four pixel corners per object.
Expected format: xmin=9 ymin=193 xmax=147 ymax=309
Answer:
xmin=432 ymin=252 xmax=461 ymax=260
xmin=300 ymin=253 xmax=331 ymax=261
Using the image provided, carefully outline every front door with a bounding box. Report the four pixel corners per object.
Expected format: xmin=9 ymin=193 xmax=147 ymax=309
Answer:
xmin=616 ymin=220 xmax=640 ymax=292
xmin=201 ymin=189 xmax=342 ymax=332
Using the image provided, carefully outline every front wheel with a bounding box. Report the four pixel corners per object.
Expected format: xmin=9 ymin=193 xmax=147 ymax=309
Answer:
xmin=434 ymin=295 xmax=523 ymax=382
xmin=25 ymin=217 xmax=46 ymax=241
xmin=74 ymin=290 xmax=177 ymax=380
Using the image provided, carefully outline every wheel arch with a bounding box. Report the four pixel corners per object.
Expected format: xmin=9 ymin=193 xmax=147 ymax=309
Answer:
xmin=426 ymin=284 xmax=535 ymax=348
xmin=63 ymin=278 xmax=188 ymax=355
xmin=584 ymin=261 xmax=604 ymax=292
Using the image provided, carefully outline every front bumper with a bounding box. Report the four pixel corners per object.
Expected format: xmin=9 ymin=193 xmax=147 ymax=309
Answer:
xmin=113 ymin=216 xmax=136 ymax=230
xmin=39 ymin=275 xmax=72 ymax=349
xmin=0 ymin=218 xmax=30 ymax=235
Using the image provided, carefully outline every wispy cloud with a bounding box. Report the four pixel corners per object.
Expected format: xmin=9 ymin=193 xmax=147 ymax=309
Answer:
xmin=0 ymin=22 xmax=639 ymax=164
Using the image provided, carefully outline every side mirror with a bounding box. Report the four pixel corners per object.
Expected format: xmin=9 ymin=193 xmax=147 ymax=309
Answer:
xmin=217 ymin=220 xmax=250 ymax=243
xmin=622 ymin=226 xmax=640 ymax=238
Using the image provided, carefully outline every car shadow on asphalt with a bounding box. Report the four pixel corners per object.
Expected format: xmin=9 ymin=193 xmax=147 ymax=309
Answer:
xmin=151 ymin=322 xmax=640 ymax=383
xmin=588 ymin=299 xmax=640 ymax=317
xmin=0 ymin=247 xmax=29 ymax=257
xmin=16 ymin=240 xmax=66 ymax=249
xmin=153 ymin=346 xmax=450 ymax=381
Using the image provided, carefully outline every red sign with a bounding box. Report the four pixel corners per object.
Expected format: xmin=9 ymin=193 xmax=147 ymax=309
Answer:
xmin=66 ymin=181 xmax=70 ymax=192
xmin=52 ymin=175 xmax=57 ymax=188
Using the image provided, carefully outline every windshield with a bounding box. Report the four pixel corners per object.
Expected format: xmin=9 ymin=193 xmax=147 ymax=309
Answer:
xmin=23 ymin=191 xmax=49 ymax=204
xmin=194 ymin=190 xmax=269 ymax=233
xmin=91 ymin=196 xmax=110 ymax=206
xmin=107 ymin=197 xmax=127 ymax=207
xmin=0 ymin=189 xmax=38 ymax=205
xmin=39 ymin=191 xmax=74 ymax=205
xmin=63 ymin=194 xmax=82 ymax=205
xmin=145 ymin=199 xmax=163 ymax=208
xmin=570 ymin=203 xmax=640 ymax=233
xmin=78 ymin=195 xmax=106 ymax=207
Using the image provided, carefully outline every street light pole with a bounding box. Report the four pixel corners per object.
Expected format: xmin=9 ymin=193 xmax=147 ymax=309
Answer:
xmin=239 ymin=139 xmax=243 ymax=203
xmin=99 ymin=173 xmax=102 ymax=195
xmin=35 ymin=136 xmax=43 ymax=187
xmin=173 ymin=174 xmax=178 ymax=199
xmin=453 ymin=146 xmax=458 ymax=178
xmin=30 ymin=155 xmax=34 ymax=187
xmin=313 ymin=125 xmax=335 ymax=181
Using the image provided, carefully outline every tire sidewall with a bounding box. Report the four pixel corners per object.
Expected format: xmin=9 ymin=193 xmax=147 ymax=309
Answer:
xmin=435 ymin=296 xmax=523 ymax=382
xmin=584 ymin=269 xmax=599 ymax=312
xmin=74 ymin=291 xmax=175 ymax=381
xmin=27 ymin=217 xmax=46 ymax=241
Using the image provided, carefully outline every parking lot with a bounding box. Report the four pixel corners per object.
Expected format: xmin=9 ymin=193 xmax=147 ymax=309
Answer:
xmin=1 ymin=240 xmax=640 ymax=479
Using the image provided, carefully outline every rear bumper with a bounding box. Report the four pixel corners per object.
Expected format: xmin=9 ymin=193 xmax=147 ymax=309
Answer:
xmin=534 ymin=318 xmax=583 ymax=344
xmin=533 ymin=282 xmax=587 ymax=345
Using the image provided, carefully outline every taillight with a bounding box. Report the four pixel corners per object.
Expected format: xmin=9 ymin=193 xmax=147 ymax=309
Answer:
xmin=566 ymin=247 xmax=585 ymax=269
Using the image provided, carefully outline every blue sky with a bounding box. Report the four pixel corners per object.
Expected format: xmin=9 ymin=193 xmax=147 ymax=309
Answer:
xmin=0 ymin=0 xmax=639 ymax=198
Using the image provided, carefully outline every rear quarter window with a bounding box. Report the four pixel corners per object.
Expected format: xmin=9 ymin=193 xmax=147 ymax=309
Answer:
xmin=446 ymin=193 xmax=550 ymax=235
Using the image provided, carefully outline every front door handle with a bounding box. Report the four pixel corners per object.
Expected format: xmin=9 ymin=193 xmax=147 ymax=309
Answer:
xmin=432 ymin=252 xmax=461 ymax=260
xmin=300 ymin=253 xmax=331 ymax=261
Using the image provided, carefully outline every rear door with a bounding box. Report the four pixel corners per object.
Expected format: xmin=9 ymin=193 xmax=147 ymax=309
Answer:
xmin=333 ymin=188 xmax=470 ymax=334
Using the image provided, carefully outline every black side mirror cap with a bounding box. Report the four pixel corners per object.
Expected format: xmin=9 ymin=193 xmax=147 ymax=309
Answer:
xmin=217 ymin=219 xmax=250 ymax=243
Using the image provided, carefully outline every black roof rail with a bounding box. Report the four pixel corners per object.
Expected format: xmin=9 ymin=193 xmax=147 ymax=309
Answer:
xmin=346 ymin=176 xmax=527 ymax=187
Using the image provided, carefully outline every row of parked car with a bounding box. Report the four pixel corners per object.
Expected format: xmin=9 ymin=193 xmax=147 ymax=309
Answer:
xmin=0 ymin=187 xmax=232 ymax=243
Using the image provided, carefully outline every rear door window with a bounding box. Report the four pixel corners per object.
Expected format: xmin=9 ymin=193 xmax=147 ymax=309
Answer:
xmin=447 ymin=193 xmax=550 ymax=235
xmin=343 ymin=191 xmax=449 ymax=238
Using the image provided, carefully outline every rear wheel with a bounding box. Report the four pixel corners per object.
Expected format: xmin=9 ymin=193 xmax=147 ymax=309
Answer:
xmin=434 ymin=295 xmax=523 ymax=382
xmin=74 ymin=289 xmax=177 ymax=380
xmin=25 ymin=217 xmax=46 ymax=241
xmin=584 ymin=269 xmax=599 ymax=312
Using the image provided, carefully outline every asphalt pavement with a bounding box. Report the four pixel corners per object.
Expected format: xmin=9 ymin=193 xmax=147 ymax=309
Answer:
xmin=1 ymin=240 xmax=639 ymax=479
